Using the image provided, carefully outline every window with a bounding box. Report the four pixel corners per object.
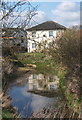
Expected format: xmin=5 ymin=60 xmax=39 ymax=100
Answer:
xmin=49 ymin=31 xmax=53 ymax=37
xmin=32 ymin=32 xmax=36 ymax=37
xmin=32 ymin=43 xmax=36 ymax=48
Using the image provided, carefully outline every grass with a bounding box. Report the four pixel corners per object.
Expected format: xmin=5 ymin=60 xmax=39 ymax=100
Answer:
xmin=4 ymin=52 xmax=80 ymax=117
xmin=2 ymin=109 xmax=13 ymax=118
xmin=17 ymin=52 xmax=45 ymax=64
xmin=17 ymin=52 xmax=54 ymax=74
xmin=2 ymin=107 xmax=19 ymax=119
xmin=17 ymin=52 xmax=67 ymax=77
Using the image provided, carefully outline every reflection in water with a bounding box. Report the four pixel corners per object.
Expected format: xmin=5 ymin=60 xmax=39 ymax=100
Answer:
xmin=7 ymin=73 xmax=61 ymax=118
xmin=28 ymin=74 xmax=59 ymax=91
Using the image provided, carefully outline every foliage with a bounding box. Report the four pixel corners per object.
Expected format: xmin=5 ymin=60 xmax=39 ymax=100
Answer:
xmin=39 ymin=28 xmax=80 ymax=112
xmin=48 ymin=29 xmax=80 ymax=71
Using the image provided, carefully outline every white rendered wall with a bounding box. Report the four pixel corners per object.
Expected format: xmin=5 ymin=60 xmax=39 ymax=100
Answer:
xmin=27 ymin=30 xmax=63 ymax=52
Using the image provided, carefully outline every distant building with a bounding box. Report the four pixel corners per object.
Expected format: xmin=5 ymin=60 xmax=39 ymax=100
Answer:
xmin=26 ymin=21 xmax=66 ymax=52
xmin=2 ymin=28 xmax=27 ymax=51
xmin=2 ymin=21 xmax=66 ymax=52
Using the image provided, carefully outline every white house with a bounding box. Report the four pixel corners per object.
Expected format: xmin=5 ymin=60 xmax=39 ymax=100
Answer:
xmin=26 ymin=21 xmax=66 ymax=52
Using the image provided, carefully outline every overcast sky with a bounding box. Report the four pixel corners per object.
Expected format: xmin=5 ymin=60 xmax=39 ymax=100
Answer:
xmin=2 ymin=0 xmax=81 ymax=27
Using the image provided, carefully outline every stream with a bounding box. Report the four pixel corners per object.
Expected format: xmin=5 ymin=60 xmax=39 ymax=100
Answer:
xmin=7 ymin=73 xmax=65 ymax=118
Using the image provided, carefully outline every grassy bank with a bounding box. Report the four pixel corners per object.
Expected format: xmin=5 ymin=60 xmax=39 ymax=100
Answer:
xmin=3 ymin=52 xmax=65 ymax=118
xmin=17 ymin=52 xmax=66 ymax=76
xmin=3 ymin=52 xmax=81 ymax=118
xmin=2 ymin=109 xmax=13 ymax=118
xmin=17 ymin=52 xmax=81 ymax=115
xmin=17 ymin=52 xmax=54 ymax=74
xmin=2 ymin=107 xmax=18 ymax=119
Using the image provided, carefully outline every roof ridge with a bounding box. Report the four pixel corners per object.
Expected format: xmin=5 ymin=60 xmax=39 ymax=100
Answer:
xmin=26 ymin=21 xmax=66 ymax=31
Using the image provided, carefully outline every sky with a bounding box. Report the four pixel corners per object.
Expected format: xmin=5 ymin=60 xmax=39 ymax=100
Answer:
xmin=31 ymin=2 xmax=80 ymax=27
xmin=35 ymin=0 xmax=80 ymax=1
xmin=2 ymin=0 xmax=81 ymax=27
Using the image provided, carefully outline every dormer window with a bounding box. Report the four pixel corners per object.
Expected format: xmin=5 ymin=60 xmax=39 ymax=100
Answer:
xmin=49 ymin=31 xmax=53 ymax=37
xmin=32 ymin=32 xmax=36 ymax=37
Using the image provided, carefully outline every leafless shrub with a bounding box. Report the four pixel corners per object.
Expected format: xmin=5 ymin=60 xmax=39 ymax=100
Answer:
xmin=48 ymin=28 xmax=80 ymax=72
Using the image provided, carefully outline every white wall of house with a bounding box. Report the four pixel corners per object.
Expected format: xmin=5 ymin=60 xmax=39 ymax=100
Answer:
xmin=27 ymin=30 xmax=63 ymax=52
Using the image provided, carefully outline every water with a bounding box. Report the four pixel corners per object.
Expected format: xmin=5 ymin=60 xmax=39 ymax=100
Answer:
xmin=7 ymin=73 xmax=63 ymax=118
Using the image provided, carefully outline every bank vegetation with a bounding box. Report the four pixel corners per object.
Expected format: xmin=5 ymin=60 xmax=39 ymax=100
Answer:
xmin=2 ymin=28 xmax=81 ymax=118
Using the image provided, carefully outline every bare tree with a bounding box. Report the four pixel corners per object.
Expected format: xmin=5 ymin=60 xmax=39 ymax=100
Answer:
xmin=1 ymin=0 xmax=38 ymax=52
xmin=1 ymin=1 xmax=39 ymax=92
xmin=1 ymin=0 xmax=38 ymax=28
